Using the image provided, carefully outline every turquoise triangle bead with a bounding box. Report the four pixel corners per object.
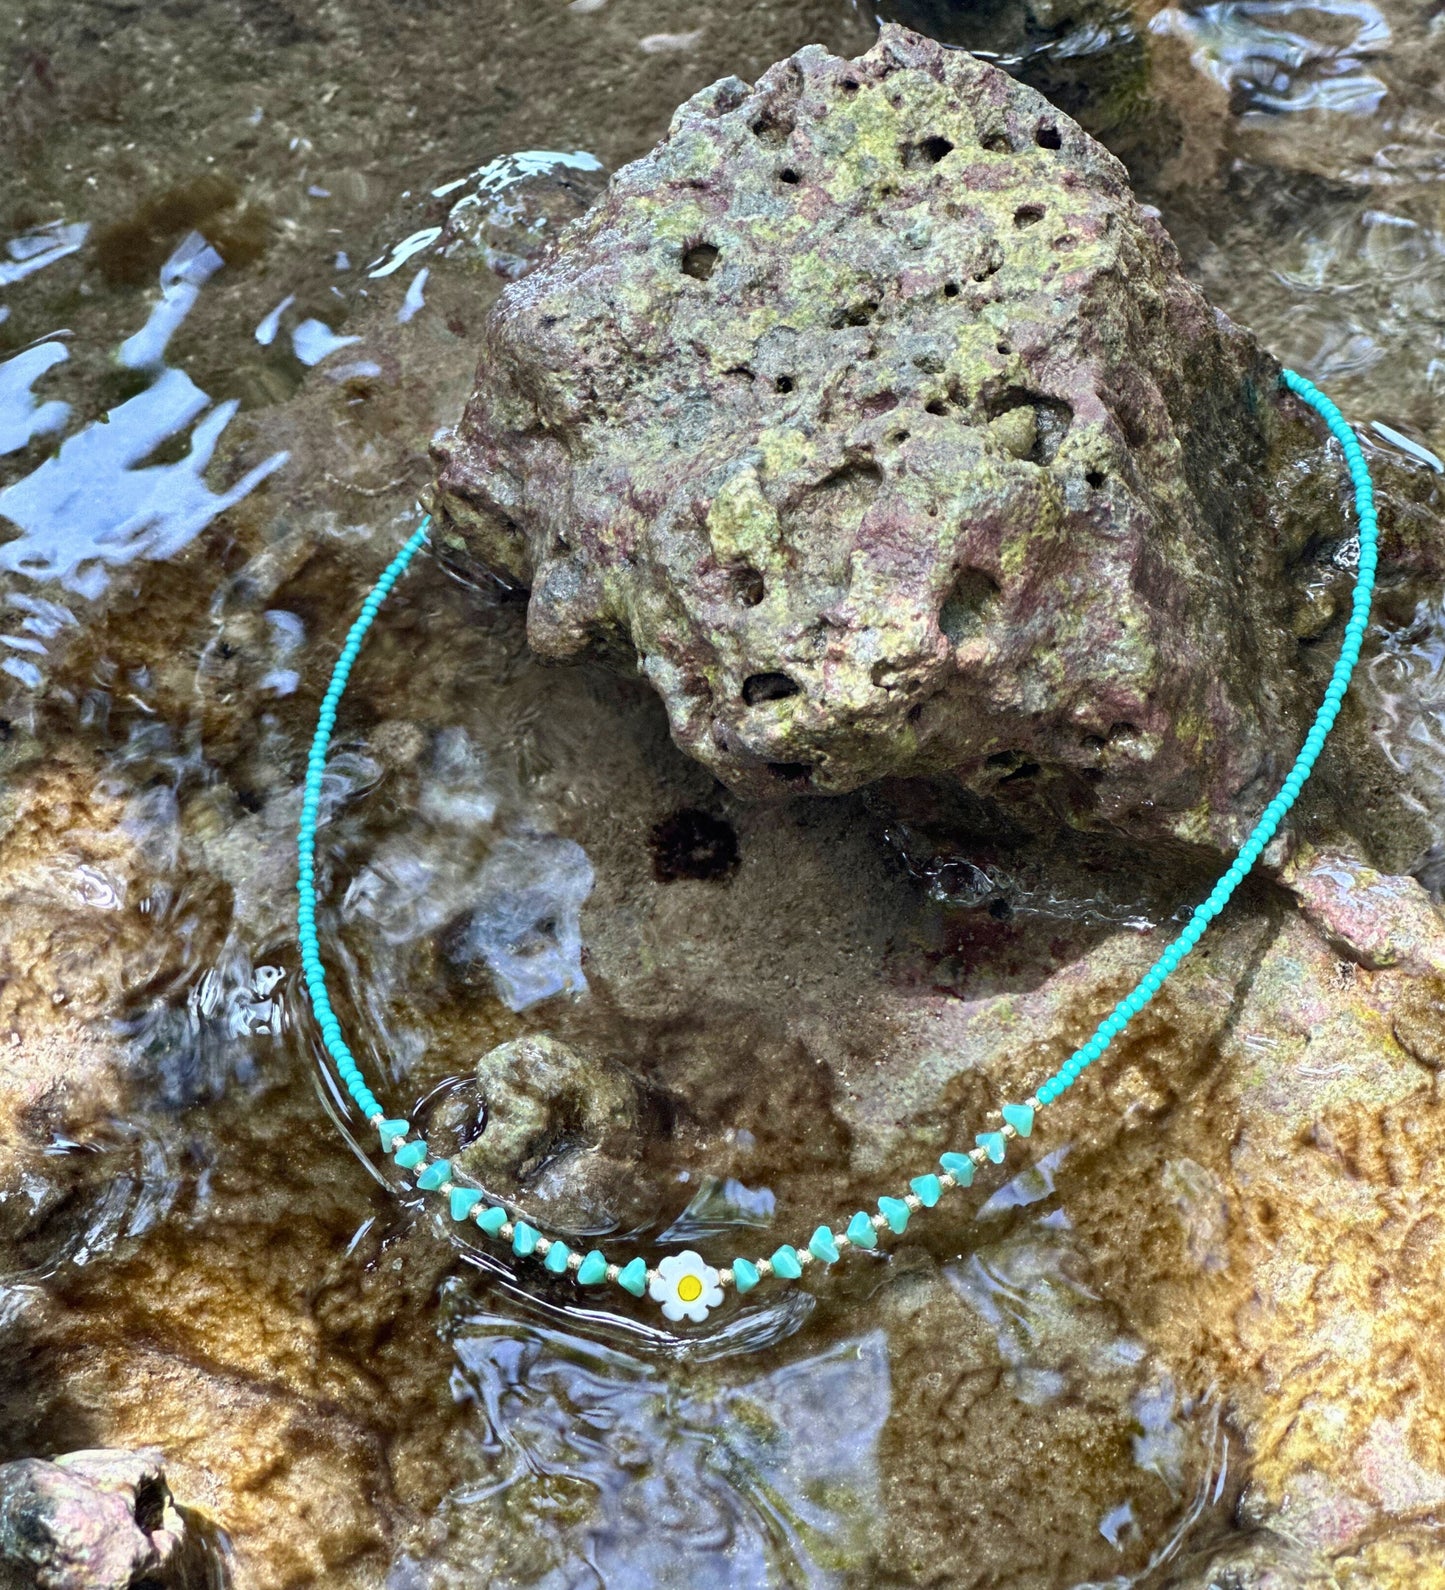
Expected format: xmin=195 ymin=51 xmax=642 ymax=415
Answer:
xmin=476 ymin=1205 xmax=508 ymax=1236
xmin=976 ymin=1130 xmax=1007 ymax=1163
xmin=576 ymin=1250 xmax=608 ymax=1285
xmin=846 ymin=1210 xmax=878 ymax=1249
xmin=545 ymin=1241 xmax=571 ymax=1274
xmin=733 ymin=1258 xmax=761 ymax=1293
xmin=512 ymin=1221 xmax=540 ymax=1256
xmin=378 ymin=1118 xmax=410 ymax=1150
xmin=394 ymin=1140 xmax=427 ymax=1170
xmin=771 ymin=1245 xmax=803 ymax=1279
xmin=1002 ymin=1102 xmax=1035 ymax=1138
xmin=417 ymin=1158 xmax=451 ymax=1191
xmin=449 ymin=1187 xmax=483 ymax=1221
xmin=940 ymin=1152 xmax=975 ymax=1186
xmin=878 ymin=1196 xmax=910 ymax=1235
xmin=808 ymin=1226 xmax=840 ymax=1264
xmin=617 ymin=1257 xmax=648 ymax=1297
xmin=910 ymin=1174 xmax=942 ymax=1208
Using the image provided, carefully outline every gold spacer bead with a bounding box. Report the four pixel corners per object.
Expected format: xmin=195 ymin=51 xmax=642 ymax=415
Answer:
xmin=535 ymin=1236 xmax=552 ymax=1255
xmin=757 ymin=1259 xmax=775 ymax=1279
xmin=904 ymin=1193 xmax=922 ymax=1212
xmin=566 ymin=1252 xmax=583 ymax=1272
xmin=604 ymin=1264 xmax=620 ymax=1283
xmin=871 ymin=1212 xmax=888 ymax=1230
xmin=498 ymin=1222 xmax=514 ymax=1241
xmin=718 ymin=1268 xmax=734 ymax=1289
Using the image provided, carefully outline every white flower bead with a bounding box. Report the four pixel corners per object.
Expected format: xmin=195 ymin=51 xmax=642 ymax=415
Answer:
xmin=648 ymin=1250 xmax=723 ymax=1323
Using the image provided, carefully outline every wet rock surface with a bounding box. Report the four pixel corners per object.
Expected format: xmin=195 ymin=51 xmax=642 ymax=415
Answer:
xmin=434 ymin=26 xmax=1359 ymax=856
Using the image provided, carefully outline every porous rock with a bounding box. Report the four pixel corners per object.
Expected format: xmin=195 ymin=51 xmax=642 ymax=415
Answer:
xmin=433 ymin=25 xmax=1336 ymax=852
xmin=0 ymin=1449 xmax=179 ymax=1590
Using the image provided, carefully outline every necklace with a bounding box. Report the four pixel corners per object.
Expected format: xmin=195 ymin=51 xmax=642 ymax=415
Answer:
xmin=296 ymin=369 xmax=1376 ymax=1325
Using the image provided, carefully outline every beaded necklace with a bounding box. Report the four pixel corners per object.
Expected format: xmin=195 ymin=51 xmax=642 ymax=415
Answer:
xmin=296 ymin=369 xmax=1377 ymax=1325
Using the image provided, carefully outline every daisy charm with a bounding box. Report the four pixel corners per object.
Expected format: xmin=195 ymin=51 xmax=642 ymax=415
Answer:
xmin=649 ymin=1250 xmax=724 ymax=1322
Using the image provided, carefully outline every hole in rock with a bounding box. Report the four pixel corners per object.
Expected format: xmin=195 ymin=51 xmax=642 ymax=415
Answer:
xmin=988 ymin=897 xmax=1013 ymax=920
xmin=1086 ymin=469 xmax=1105 ymax=488
xmin=767 ymin=761 xmax=813 ymax=784
xmin=731 ymin=565 xmax=766 ymax=606
xmin=1036 ymin=125 xmax=1063 ymax=149
xmin=890 ymin=429 xmax=911 ymax=444
xmin=984 ymin=386 xmax=1074 ymax=464
xmin=973 ymin=260 xmax=1000 ymax=282
xmin=775 ymin=375 xmax=794 ymax=393
xmin=682 ymin=243 xmax=719 ymax=280
xmin=997 ymin=341 xmax=1012 ymax=355
xmin=832 ymin=300 xmax=879 ymax=328
xmin=751 ymin=112 xmax=794 ymax=145
xmin=902 ymin=135 xmax=954 ymax=168
xmin=649 ymin=808 xmax=741 ymax=883
xmin=1014 ymin=204 xmax=1045 ymax=228
xmin=841 ymin=76 xmax=860 ymax=92
xmin=742 ymin=672 xmax=801 ymax=705
xmin=907 ymin=703 xmax=924 ymax=723
xmin=925 ymin=399 xmax=949 ymax=416
xmin=943 ymin=281 xmax=960 ymax=298
xmin=779 ymin=168 xmax=800 ymax=184
xmin=998 ymin=760 xmax=1041 ymax=785
xmin=939 ymin=568 xmax=1001 ymax=645
xmin=987 ymin=750 xmax=1021 ymax=768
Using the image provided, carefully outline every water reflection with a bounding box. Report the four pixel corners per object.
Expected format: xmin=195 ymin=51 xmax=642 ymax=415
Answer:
xmin=404 ymin=1313 xmax=890 ymax=1586
xmin=0 ymin=230 xmax=288 ymax=603
xmin=1151 ymin=0 xmax=1390 ymax=117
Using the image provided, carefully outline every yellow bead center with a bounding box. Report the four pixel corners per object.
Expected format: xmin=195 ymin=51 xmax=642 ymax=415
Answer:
xmin=676 ymin=1273 xmax=704 ymax=1303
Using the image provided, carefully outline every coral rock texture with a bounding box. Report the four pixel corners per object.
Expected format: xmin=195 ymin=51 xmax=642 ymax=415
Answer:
xmin=433 ymin=25 xmax=1333 ymax=850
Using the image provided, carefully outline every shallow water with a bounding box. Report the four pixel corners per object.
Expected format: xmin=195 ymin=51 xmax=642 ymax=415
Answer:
xmin=0 ymin=0 xmax=1442 ymax=1585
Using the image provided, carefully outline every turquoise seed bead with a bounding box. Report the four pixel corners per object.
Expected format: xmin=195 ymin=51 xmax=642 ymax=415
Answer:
xmin=416 ymin=1159 xmax=451 ymax=1191
xmin=394 ymin=1140 xmax=427 ymax=1170
xmin=618 ymin=1257 xmax=648 ymax=1296
xmin=512 ymin=1221 xmax=540 ymax=1257
xmin=476 ymin=1205 xmax=508 ymax=1237
xmin=910 ymin=1174 xmax=942 ymax=1208
xmin=545 ymin=1241 xmax=571 ymax=1274
xmin=450 ymin=1187 xmax=483 ymax=1221
xmin=845 ymin=1212 xmax=878 ymax=1250
xmin=733 ymin=1258 xmax=761 ymax=1293
xmin=878 ymin=1196 xmax=910 ymax=1235
xmin=976 ymin=1131 xmax=1007 ymax=1163
xmin=771 ymin=1245 xmax=804 ymax=1279
xmin=940 ymin=1152 xmax=975 ymax=1186
xmin=809 ymin=1226 xmax=841 ymax=1263
xmin=576 ymin=1250 xmax=608 ymax=1285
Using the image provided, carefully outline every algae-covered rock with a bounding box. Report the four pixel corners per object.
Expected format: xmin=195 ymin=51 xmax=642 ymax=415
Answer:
xmin=450 ymin=1035 xmax=651 ymax=1233
xmin=433 ymin=25 xmax=1339 ymax=854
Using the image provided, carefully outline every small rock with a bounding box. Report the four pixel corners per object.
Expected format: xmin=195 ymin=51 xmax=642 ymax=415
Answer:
xmin=0 ymin=1449 xmax=180 ymax=1590
xmin=450 ymin=1035 xmax=649 ymax=1233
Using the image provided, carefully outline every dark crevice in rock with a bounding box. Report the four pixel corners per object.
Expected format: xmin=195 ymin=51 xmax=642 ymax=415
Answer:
xmin=681 ymin=243 xmax=719 ymax=280
xmin=743 ymin=672 xmax=802 ymax=705
xmin=939 ymin=568 xmax=1001 ymax=644
xmin=983 ymin=386 xmax=1074 ymax=464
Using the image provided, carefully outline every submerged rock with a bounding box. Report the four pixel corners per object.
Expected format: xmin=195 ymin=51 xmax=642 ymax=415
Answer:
xmin=450 ymin=1035 xmax=651 ymax=1233
xmin=433 ymin=25 xmax=1344 ymax=854
xmin=0 ymin=1449 xmax=181 ymax=1590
